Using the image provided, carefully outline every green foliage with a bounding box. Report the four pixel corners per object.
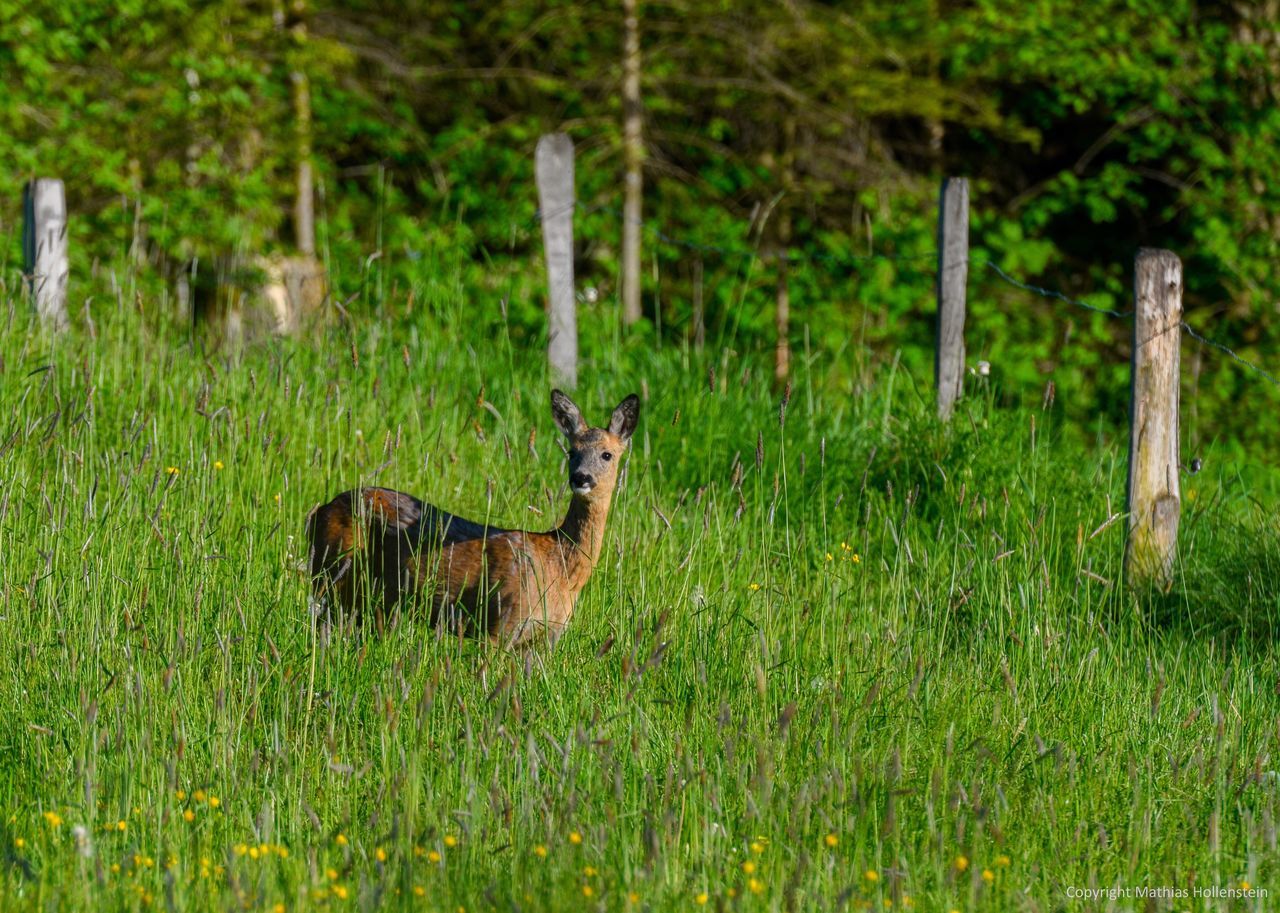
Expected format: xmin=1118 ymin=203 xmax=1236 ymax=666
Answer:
xmin=2 ymin=0 xmax=1279 ymax=442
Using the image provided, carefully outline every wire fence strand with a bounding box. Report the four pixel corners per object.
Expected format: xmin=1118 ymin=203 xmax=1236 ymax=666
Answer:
xmin=529 ymin=200 xmax=1280 ymax=392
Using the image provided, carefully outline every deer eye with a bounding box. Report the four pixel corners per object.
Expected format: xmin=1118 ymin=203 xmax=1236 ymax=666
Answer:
xmin=601 ymin=452 xmax=613 ymax=461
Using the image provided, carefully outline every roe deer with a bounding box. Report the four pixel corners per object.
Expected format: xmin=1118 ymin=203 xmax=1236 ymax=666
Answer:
xmin=305 ymin=389 xmax=640 ymax=647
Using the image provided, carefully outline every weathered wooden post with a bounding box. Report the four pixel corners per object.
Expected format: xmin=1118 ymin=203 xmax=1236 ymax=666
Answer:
xmin=1125 ymin=248 xmax=1182 ymax=590
xmin=22 ymin=178 xmax=70 ymax=331
xmin=536 ymin=133 xmax=577 ymax=389
xmin=935 ymin=177 xmax=968 ymax=420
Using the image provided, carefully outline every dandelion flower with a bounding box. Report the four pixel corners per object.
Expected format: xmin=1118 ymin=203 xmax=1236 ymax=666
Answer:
xmin=995 ymin=854 xmax=1010 ymax=867
xmin=43 ymin=811 xmax=63 ymax=828
xmin=695 ymin=892 xmax=709 ymax=905
xmin=208 ymin=796 xmax=220 ymax=809
xmin=376 ymin=848 xmax=388 ymax=862
xmin=326 ymin=868 xmax=339 ymax=880
xmin=335 ymin=833 xmax=348 ymax=846
xmin=583 ymin=866 xmax=597 ymax=877
xmin=533 ymin=845 xmax=548 ymax=858
xmin=824 ymin=834 xmax=838 ymax=848
xmin=413 ymin=886 xmax=425 ymax=897
xmin=248 ymin=847 xmax=260 ymax=860
xmin=826 ymin=553 xmax=834 ymax=561
xmin=1241 ymin=881 xmax=1252 ymax=891
xmin=234 ymin=844 xmax=248 ymax=856
xmin=274 ymin=905 xmax=285 ymax=913
xmin=748 ymin=583 xmax=761 ymax=591
xmin=748 ymin=878 xmax=764 ymax=895
xmin=14 ymin=838 xmax=25 ymax=849
xmin=742 ymin=860 xmax=757 ymax=874
xmin=982 ymin=869 xmax=994 ymax=883
xmin=166 ymin=467 xmax=179 ymax=476
xmin=427 ymin=850 xmax=441 ymax=864
xmin=443 ymin=835 xmax=458 ymax=848
xmin=628 ymin=892 xmax=640 ymax=903
xmin=116 ymin=820 xmax=127 ymax=832
xmin=183 ymin=810 xmax=195 ymax=823
xmin=582 ymin=885 xmax=595 ymax=898
xmin=864 ymin=870 xmax=879 ymax=882
xmin=175 ymin=790 xmax=187 ymax=801
xmin=214 ymin=461 xmax=224 ymax=471
xmin=332 ymin=885 xmax=349 ymax=900
xmin=569 ymin=831 xmax=582 ymax=845
xmin=193 ymin=790 xmax=206 ymax=804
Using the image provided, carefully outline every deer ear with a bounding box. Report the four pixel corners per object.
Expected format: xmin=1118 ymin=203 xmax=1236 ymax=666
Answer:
xmin=550 ymin=389 xmax=586 ymax=439
xmin=608 ymin=394 xmax=640 ymax=442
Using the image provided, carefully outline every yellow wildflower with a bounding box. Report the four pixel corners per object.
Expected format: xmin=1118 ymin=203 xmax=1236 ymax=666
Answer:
xmin=742 ymin=860 xmax=757 ymax=874
xmin=955 ymin=855 xmax=969 ymax=871
xmin=193 ymin=790 xmax=206 ymax=804
xmin=14 ymin=838 xmax=25 ymax=849
xmin=995 ymin=854 xmax=1010 ymax=867
xmin=43 ymin=811 xmax=63 ymax=828
xmin=427 ymin=850 xmax=441 ymax=864
xmin=413 ymin=886 xmax=425 ymax=897
xmin=982 ymin=869 xmax=994 ymax=883
xmin=332 ymin=885 xmax=349 ymax=900
xmin=335 ymin=833 xmax=348 ymax=846
xmin=208 ymin=796 xmax=220 ymax=809
xmin=533 ymin=845 xmax=547 ymax=858
xmin=116 ymin=820 xmax=127 ymax=832
xmin=695 ymin=892 xmax=709 ymax=905
xmin=166 ymin=467 xmax=179 ymax=476
xmin=748 ymin=582 xmax=761 ymax=591
xmin=748 ymin=878 xmax=764 ymax=895
xmin=214 ymin=461 xmax=224 ymax=471
xmin=443 ymin=834 xmax=458 ymax=848
xmin=569 ymin=831 xmax=583 ymax=845
xmin=326 ymin=868 xmax=339 ymax=880
xmin=183 ymin=810 xmax=195 ymax=823
xmin=175 ymin=789 xmax=186 ymax=801
xmin=628 ymin=892 xmax=640 ymax=903
xmin=824 ymin=833 xmax=838 ymax=848
xmin=865 ymin=870 xmax=879 ymax=882
xmin=751 ymin=840 xmax=766 ymax=854
xmin=376 ymin=848 xmax=388 ymax=862
xmin=582 ymin=885 xmax=595 ymax=898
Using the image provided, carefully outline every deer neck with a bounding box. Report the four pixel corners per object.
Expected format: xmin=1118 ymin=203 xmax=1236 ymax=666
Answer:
xmin=555 ymin=491 xmax=613 ymax=586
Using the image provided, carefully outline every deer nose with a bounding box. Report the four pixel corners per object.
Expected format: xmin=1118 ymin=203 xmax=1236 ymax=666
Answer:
xmin=571 ymin=471 xmax=595 ymax=491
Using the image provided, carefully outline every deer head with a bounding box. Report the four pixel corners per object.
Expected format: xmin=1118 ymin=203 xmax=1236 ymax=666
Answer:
xmin=551 ymin=389 xmax=640 ymax=502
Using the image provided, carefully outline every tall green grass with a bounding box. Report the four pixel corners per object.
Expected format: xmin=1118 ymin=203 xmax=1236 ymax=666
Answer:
xmin=1 ymin=282 xmax=1278 ymax=912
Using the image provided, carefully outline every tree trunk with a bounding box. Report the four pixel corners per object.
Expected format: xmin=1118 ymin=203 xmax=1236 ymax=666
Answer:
xmin=621 ymin=0 xmax=644 ymax=326
xmin=775 ymin=115 xmax=796 ymax=386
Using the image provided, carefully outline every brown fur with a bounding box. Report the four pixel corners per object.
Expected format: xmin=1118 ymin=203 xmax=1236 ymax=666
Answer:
xmin=305 ymin=391 xmax=639 ymax=647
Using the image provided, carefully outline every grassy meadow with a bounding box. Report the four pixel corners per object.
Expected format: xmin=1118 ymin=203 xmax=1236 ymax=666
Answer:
xmin=1 ymin=279 xmax=1279 ymax=913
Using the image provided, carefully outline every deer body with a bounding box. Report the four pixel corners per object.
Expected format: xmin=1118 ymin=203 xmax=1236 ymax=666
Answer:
xmin=306 ymin=391 xmax=638 ymax=647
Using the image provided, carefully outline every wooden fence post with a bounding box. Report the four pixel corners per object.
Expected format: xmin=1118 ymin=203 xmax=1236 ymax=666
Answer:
xmin=536 ymin=133 xmax=577 ymax=389
xmin=936 ymin=177 xmax=968 ymax=420
xmin=1125 ymin=248 xmax=1182 ymax=590
xmin=23 ymin=178 xmax=70 ymax=331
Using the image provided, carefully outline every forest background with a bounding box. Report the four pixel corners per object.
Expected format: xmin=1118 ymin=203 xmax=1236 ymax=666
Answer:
xmin=4 ymin=0 xmax=1280 ymax=446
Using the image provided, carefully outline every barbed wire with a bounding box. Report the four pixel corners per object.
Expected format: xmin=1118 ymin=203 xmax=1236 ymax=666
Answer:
xmin=526 ymin=201 xmax=1280 ymax=392
xmin=1180 ymin=320 xmax=1280 ymax=390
